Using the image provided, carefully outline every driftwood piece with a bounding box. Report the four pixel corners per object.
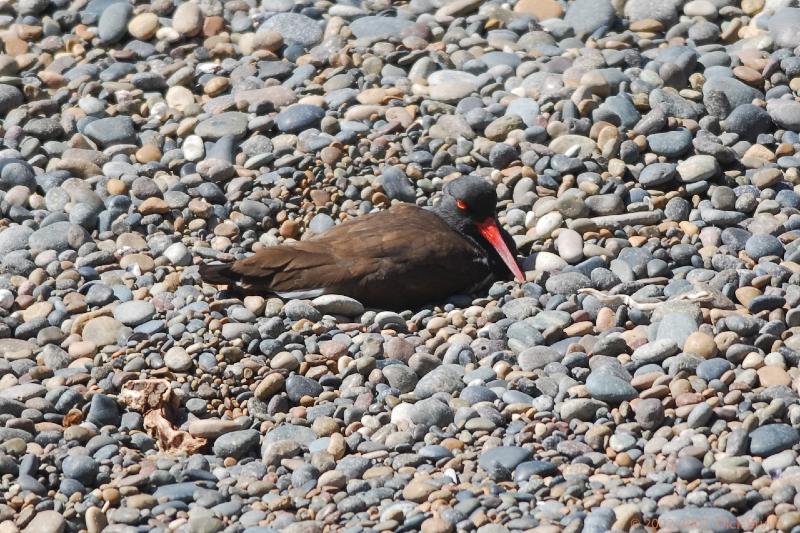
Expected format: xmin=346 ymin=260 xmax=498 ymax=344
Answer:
xmin=578 ymin=287 xmax=714 ymax=311
xmin=118 ymin=378 xmax=206 ymax=454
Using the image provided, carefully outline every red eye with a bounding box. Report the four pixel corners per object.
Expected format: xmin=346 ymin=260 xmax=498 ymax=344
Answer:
xmin=456 ymin=199 xmax=467 ymax=210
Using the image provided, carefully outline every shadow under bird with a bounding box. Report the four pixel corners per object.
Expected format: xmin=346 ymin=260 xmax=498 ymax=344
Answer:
xmin=199 ymin=175 xmax=525 ymax=309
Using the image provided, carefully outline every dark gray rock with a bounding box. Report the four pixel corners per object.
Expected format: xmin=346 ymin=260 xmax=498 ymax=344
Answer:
xmin=479 ymin=446 xmax=532 ymax=481
xmin=274 ymin=105 xmax=325 ymax=134
xmin=380 ymin=166 xmax=416 ymax=203
xmin=213 ymin=429 xmax=260 ymax=459
xmin=84 ymin=116 xmax=136 ymax=147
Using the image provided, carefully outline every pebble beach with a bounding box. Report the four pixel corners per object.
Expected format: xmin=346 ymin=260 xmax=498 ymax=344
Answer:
xmin=4 ymin=0 xmax=800 ymax=532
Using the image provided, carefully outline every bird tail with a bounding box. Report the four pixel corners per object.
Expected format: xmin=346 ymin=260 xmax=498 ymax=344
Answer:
xmin=198 ymin=263 xmax=238 ymax=286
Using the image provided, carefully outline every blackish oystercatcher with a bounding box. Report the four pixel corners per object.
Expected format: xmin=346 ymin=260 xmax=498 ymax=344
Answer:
xmin=199 ymin=175 xmax=525 ymax=308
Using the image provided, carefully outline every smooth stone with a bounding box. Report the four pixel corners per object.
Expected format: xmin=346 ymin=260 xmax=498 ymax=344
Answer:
xmin=274 ymin=105 xmax=325 ymax=134
xmin=745 ymin=233 xmax=784 ymax=260
xmin=410 ymin=398 xmax=453 ymax=428
xmin=380 ymin=166 xmax=416 ymax=202
xmin=172 ymin=1 xmax=203 ymax=36
xmin=658 ymin=508 xmax=737 ymax=533
xmin=84 ymin=116 xmax=136 ymax=147
xmin=98 ymin=1 xmax=132 ymax=43
xmin=638 ymin=163 xmax=676 ymax=187
xmin=677 ymin=155 xmax=718 ymax=183
xmin=285 ymin=375 xmax=323 ymax=402
xmin=212 ymin=429 xmax=260 ymax=459
xmin=646 ymin=129 xmax=692 ymax=158
xmin=555 ymin=229 xmax=583 ymax=264
xmin=311 ymin=295 xmax=364 ymax=316
xmin=414 ymin=364 xmax=465 ymax=399
xmin=195 ymin=112 xmax=249 ymax=140
xmin=478 ymin=446 xmax=532 ymax=481
xmin=564 ymin=0 xmax=615 ymax=38
xmin=22 ymin=511 xmax=65 ymax=533
xmin=585 ymin=372 xmax=638 ymax=404
xmin=656 ymin=313 xmax=698 ymax=349
xmin=518 ymin=346 xmax=562 ymax=371
xmin=349 ymin=16 xmax=413 ymax=39
xmin=749 ymin=424 xmax=800 ymax=457
xmin=112 ymin=301 xmax=155 ymax=327
xmin=258 ymin=13 xmax=322 ymax=46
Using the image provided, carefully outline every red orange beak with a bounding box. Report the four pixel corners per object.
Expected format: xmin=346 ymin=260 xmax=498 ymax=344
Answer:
xmin=476 ymin=218 xmax=526 ymax=283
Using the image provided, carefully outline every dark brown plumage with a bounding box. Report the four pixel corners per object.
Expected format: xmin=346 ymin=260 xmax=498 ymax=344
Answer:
xmin=199 ymin=176 xmax=524 ymax=309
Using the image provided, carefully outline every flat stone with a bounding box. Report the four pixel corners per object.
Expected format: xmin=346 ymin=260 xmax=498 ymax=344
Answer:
xmin=586 ymin=372 xmax=637 ymax=404
xmin=414 ymin=364 xmax=465 ymax=399
xmin=112 ymin=301 xmax=155 ymax=327
xmin=195 ymin=112 xmax=249 ymax=140
xmin=274 ymin=104 xmax=325 ymax=134
xmin=312 ymin=295 xmax=364 ymax=316
xmin=98 ymin=1 xmax=131 ymax=44
xmin=23 ymin=511 xmax=65 ymax=533
xmin=213 ymin=429 xmax=260 ymax=459
xmin=410 ymin=398 xmax=453 ymax=427
xmin=565 ymin=0 xmax=615 ymax=38
xmin=84 ymin=116 xmax=136 ymax=147
xmin=549 ymin=135 xmax=597 ymax=159
xmin=258 ymin=13 xmax=322 ymax=47
xmin=349 ymin=16 xmax=413 ymax=39
xmin=658 ymin=508 xmax=738 ymax=533
xmin=750 ymin=424 xmax=800 ymax=457
xmin=478 ymin=446 xmax=532 ymax=481
xmin=677 ymin=155 xmax=719 ymax=183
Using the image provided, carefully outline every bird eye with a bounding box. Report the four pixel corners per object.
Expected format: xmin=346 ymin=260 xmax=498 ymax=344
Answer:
xmin=456 ymin=199 xmax=468 ymax=210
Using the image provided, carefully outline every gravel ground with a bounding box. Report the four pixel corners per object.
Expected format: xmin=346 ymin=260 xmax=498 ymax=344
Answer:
xmin=3 ymin=0 xmax=800 ymax=532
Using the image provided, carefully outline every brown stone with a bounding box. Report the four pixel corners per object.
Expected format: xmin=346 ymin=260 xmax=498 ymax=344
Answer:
xmin=107 ymin=179 xmax=127 ymax=195
xmin=403 ymin=478 xmax=437 ymax=502
xmin=139 ymin=197 xmax=169 ymax=215
xmin=252 ymin=30 xmax=284 ymax=51
xmin=751 ymin=167 xmax=782 ymax=189
xmin=741 ymin=144 xmax=776 ymax=168
xmin=742 ymin=0 xmax=765 ymax=15
xmin=203 ymin=16 xmax=225 ymax=37
xmin=135 ymin=144 xmax=161 ymax=163
xmin=596 ymin=307 xmax=616 ymax=331
xmin=4 ymin=35 xmax=28 ymax=56
xmin=675 ymin=392 xmax=703 ymax=407
xmin=254 ymin=373 xmax=285 ymax=401
xmin=733 ymin=65 xmax=763 ymax=86
xmin=514 ymin=0 xmax=563 ymax=19
xmin=279 ymin=219 xmax=300 ymax=239
xmin=23 ymin=302 xmax=53 ymax=322
xmin=311 ymin=416 xmax=338 ymax=437
xmin=421 ymin=517 xmax=454 ymax=533
xmin=683 ymin=331 xmax=717 ymax=358
xmin=128 ymin=13 xmax=159 ymax=40
xmin=204 ymin=76 xmax=228 ymax=96
xmin=630 ymin=18 xmax=664 ymax=32
xmin=735 ymin=287 xmax=761 ymax=307
xmin=757 ymin=366 xmax=791 ymax=387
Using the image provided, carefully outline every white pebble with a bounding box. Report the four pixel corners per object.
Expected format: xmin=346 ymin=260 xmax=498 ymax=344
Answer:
xmin=0 ymin=289 xmax=13 ymax=309
xmin=535 ymin=211 xmax=563 ymax=239
xmin=183 ymin=135 xmax=205 ymax=162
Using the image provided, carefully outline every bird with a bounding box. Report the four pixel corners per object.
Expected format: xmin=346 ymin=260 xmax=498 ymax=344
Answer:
xmin=198 ymin=175 xmax=525 ymax=309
